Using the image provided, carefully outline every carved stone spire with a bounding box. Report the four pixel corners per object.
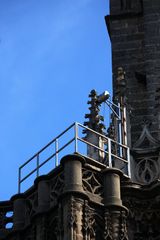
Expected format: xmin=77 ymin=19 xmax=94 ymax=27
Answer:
xmin=84 ymin=89 xmax=105 ymax=133
xmin=83 ymin=89 xmax=106 ymax=162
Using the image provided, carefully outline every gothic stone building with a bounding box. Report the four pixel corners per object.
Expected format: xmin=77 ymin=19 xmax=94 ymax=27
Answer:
xmin=1 ymin=0 xmax=160 ymax=239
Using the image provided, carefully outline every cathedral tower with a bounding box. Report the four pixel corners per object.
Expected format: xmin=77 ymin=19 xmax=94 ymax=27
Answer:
xmin=106 ymin=0 xmax=160 ymax=184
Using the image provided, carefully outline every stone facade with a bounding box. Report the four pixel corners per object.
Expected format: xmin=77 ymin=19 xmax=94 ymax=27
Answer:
xmin=1 ymin=154 xmax=160 ymax=239
xmin=106 ymin=0 xmax=160 ymax=184
xmin=0 ymin=154 xmax=127 ymax=239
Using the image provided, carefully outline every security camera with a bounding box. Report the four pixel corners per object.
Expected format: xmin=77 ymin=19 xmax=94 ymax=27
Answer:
xmin=97 ymin=91 xmax=110 ymax=104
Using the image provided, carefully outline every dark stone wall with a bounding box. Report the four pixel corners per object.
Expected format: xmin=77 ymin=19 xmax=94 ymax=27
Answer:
xmin=107 ymin=0 xmax=160 ymax=145
xmin=143 ymin=0 xmax=160 ymax=137
xmin=110 ymin=0 xmax=143 ymax=15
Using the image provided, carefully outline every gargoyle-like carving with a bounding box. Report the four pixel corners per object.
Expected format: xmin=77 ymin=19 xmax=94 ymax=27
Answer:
xmin=115 ymin=67 xmax=126 ymax=98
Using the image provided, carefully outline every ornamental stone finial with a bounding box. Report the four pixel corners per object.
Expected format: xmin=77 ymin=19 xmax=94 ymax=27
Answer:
xmin=84 ymin=89 xmax=105 ymax=134
xmin=83 ymin=90 xmax=106 ymax=162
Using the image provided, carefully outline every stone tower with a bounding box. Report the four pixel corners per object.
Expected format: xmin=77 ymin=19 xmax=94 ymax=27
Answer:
xmin=106 ymin=0 xmax=160 ymax=184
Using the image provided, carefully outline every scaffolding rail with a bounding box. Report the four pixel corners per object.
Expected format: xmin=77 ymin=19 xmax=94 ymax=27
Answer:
xmin=18 ymin=122 xmax=131 ymax=193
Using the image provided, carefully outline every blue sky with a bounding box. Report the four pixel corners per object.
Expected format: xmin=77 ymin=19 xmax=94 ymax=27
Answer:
xmin=0 ymin=0 xmax=111 ymax=200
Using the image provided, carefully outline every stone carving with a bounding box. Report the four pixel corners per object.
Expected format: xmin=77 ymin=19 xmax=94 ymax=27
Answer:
xmin=117 ymin=67 xmax=126 ymax=83
xmin=120 ymin=211 xmax=128 ymax=240
xmin=83 ymin=200 xmax=104 ymax=239
xmin=67 ymin=197 xmax=83 ymax=240
xmin=123 ymin=196 xmax=160 ymax=239
xmin=68 ymin=196 xmax=77 ymax=239
xmin=133 ymin=121 xmax=160 ymax=152
xmin=83 ymin=200 xmax=96 ymax=239
xmin=84 ymin=89 xmax=106 ymax=162
xmin=82 ymin=169 xmax=103 ymax=197
xmin=40 ymin=217 xmax=48 ymax=240
xmin=115 ymin=67 xmax=126 ymax=98
xmin=135 ymin=157 xmax=159 ymax=184
xmin=104 ymin=211 xmax=112 ymax=239
xmin=49 ymin=205 xmax=63 ymax=240
xmin=84 ymin=89 xmax=105 ymax=134
xmin=50 ymin=172 xmax=64 ymax=206
xmin=49 ymin=216 xmax=60 ymax=239
xmin=104 ymin=209 xmax=128 ymax=240
xmin=132 ymin=121 xmax=160 ymax=184
xmin=28 ymin=192 xmax=38 ymax=216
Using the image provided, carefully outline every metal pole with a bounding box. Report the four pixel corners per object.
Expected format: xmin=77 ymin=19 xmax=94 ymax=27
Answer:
xmin=37 ymin=154 xmax=39 ymax=177
xmin=127 ymin=147 xmax=131 ymax=177
xmin=108 ymin=138 xmax=112 ymax=168
xmin=74 ymin=122 xmax=78 ymax=153
xmin=55 ymin=138 xmax=59 ymax=167
xmin=123 ymin=106 xmax=127 ymax=145
xmin=118 ymin=102 xmax=123 ymax=158
xmin=18 ymin=168 xmax=21 ymax=193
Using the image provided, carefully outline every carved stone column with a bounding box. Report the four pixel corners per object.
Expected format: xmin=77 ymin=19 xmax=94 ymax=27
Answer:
xmin=61 ymin=154 xmax=85 ymax=193
xmin=103 ymin=169 xmax=128 ymax=240
xmin=62 ymin=196 xmax=84 ymax=240
xmin=35 ymin=175 xmax=50 ymax=212
xmin=61 ymin=154 xmax=86 ymax=240
xmin=11 ymin=194 xmax=29 ymax=230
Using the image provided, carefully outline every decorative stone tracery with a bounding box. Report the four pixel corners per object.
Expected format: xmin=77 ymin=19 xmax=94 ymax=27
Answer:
xmin=82 ymin=169 xmax=103 ymax=197
xmin=132 ymin=122 xmax=160 ymax=184
xmin=123 ymin=194 xmax=160 ymax=240
xmin=104 ymin=209 xmax=128 ymax=240
xmin=135 ymin=157 xmax=159 ymax=184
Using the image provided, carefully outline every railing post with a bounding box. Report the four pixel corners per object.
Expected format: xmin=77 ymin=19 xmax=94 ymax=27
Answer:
xmin=37 ymin=154 xmax=39 ymax=177
xmin=108 ymin=138 xmax=112 ymax=168
xmin=55 ymin=138 xmax=59 ymax=167
xmin=18 ymin=168 xmax=21 ymax=193
xmin=127 ymin=147 xmax=131 ymax=177
xmin=74 ymin=122 xmax=78 ymax=153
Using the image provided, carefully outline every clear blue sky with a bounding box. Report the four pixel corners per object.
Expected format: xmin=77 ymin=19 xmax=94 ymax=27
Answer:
xmin=0 ymin=0 xmax=111 ymax=200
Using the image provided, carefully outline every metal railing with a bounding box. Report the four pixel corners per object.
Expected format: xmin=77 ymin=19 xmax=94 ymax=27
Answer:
xmin=18 ymin=122 xmax=130 ymax=193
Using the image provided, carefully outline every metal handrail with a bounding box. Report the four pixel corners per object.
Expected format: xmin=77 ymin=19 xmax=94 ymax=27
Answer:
xmin=19 ymin=123 xmax=75 ymax=169
xmin=78 ymin=122 xmax=128 ymax=149
xmin=18 ymin=122 xmax=130 ymax=193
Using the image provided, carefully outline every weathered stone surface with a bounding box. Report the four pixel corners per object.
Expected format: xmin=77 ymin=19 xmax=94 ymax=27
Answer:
xmin=107 ymin=0 xmax=160 ymax=184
